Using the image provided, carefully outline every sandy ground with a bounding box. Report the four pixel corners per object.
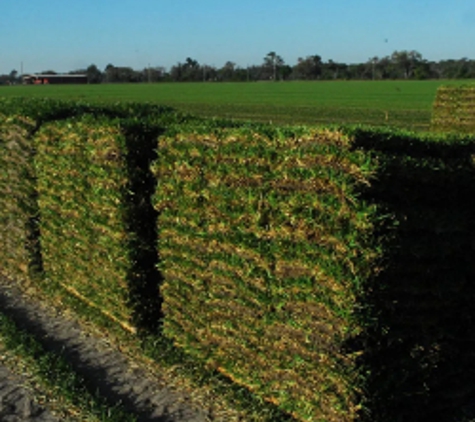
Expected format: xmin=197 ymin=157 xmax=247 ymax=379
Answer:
xmin=0 ymin=276 xmax=209 ymax=422
xmin=0 ymin=363 xmax=60 ymax=422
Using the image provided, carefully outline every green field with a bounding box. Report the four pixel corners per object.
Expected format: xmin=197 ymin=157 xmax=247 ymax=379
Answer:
xmin=0 ymin=80 xmax=469 ymax=130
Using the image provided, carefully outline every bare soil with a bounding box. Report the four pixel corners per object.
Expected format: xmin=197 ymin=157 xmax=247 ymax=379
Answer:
xmin=0 ymin=363 xmax=60 ymax=422
xmin=0 ymin=276 xmax=209 ymax=422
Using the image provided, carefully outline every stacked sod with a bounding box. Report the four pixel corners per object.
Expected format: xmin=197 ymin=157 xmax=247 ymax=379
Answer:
xmin=34 ymin=113 xmax=168 ymax=333
xmin=0 ymin=98 xmax=104 ymax=286
xmin=35 ymin=117 xmax=131 ymax=329
xmin=153 ymin=128 xmax=383 ymax=422
xmin=0 ymin=114 xmax=39 ymax=283
xmin=0 ymin=97 xmax=207 ymax=333
xmin=153 ymin=127 xmax=475 ymax=422
xmin=431 ymin=85 xmax=475 ymax=133
xmin=350 ymin=128 xmax=475 ymax=422
xmin=2 ymin=96 xmax=475 ymax=421
xmin=0 ymin=97 xmax=170 ymax=288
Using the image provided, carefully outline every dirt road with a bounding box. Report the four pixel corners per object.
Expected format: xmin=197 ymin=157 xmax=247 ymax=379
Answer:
xmin=0 ymin=277 xmax=209 ymax=422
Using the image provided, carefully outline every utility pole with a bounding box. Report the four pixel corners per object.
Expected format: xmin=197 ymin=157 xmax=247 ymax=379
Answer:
xmin=273 ymin=55 xmax=277 ymax=81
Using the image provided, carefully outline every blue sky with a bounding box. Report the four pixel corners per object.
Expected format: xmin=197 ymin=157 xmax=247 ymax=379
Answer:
xmin=1 ymin=0 xmax=475 ymax=75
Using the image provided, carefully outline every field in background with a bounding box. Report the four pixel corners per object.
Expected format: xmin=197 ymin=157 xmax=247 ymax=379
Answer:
xmin=0 ymin=80 xmax=469 ymax=130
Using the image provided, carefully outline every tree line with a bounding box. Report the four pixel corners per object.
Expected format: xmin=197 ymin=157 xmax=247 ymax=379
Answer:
xmin=3 ymin=50 xmax=475 ymax=85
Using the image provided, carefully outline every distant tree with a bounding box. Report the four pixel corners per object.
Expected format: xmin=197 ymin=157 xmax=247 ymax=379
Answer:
xmin=202 ymin=65 xmax=218 ymax=82
xmin=390 ymin=50 xmax=423 ymax=79
xmin=104 ymin=64 xmax=118 ymax=83
xmin=217 ymin=62 xmax=249 ymax=82
xmin=376 ymin=56 xmax=396 ymax=79
xmin=234 ymin=67 xmax=250 ymax=82
xmin=281 ymin=64 xmax=293 ymax=80
xmin=86 ymin=64 xmax=103 ymax=84
xmin=28 ymin=50 xmax=475 ymax=83
xmin=413 ymin=60 xmax=435 ymax=80
xmin=322 ymin=60 xmax=341 ymax=79
xmin=142 ymin=66 xmax=167 ymax=82
xmin=219 ymin=61 xmax=236 ymax=81
xmin=8 ymin=69 xmax=18 ymax=84
xmin=170 ymin=57 xmax=206 ymax=82
xmin=448 ymin=58 xmax=475 ymax=79
xmin=345 ymin=59 xmax=369 ymax=79
xmin=247 ymin=65 xmax=263 ymax=81
xmin=366 ymin=57 xmax=379 ymax=80
xmin=183 ymin=57 xmax=201 ymax=81
xmin=365 ymin=56 xmax=393 ymax=80
xmin=360 ymin=53 xmax=428 ymax=80
xmin=169 ymin=62 xmax=183 ymax=82
xmin=117 ymin=66 xmax=141 ymax=82
xmin=103 ymin=64 xmax=141 ymax=83
xmin=434 ymin=59 xmax=461 ymax=79
xmin=293 ymin=55 xmax=323 ymax=80
xmin=263 ymin=51 xmax=285 ymax=80
xmin=0 ymin=74 xmax=9 ymax=85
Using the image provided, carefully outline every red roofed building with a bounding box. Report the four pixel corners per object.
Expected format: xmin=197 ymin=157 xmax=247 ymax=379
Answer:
xmin=23 ymin=74 xmax=88 ymax=85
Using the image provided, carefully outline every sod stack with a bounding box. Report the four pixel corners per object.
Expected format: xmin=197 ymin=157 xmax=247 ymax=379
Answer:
xmin=152 ymin=127 xmax=475 ymax=422
xmin=350 ymin=129 xmax=475 ymax=422
xmin=33 ymin=112 xmax=173 ymax=333
xmin=431 ymin=85 xmax=475 ymax=133
xmin=0 ymin=97 xmax=135 ymax=285
xmin=153 ymin=128 xmax=380 ymax=422
xmin=0 ymin=114 xmax=39 ymax=283
xmin=35 ymin=116 xmax=134 ymax=330
xmin=2 ymin=96 xmax=475 ymax=421
xmin=0 ymin=98 xmax=188 ymax=333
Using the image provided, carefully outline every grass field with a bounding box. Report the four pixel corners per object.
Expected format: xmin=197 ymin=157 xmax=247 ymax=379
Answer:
xmin=0 ymin=80 xmax=470 ymax=130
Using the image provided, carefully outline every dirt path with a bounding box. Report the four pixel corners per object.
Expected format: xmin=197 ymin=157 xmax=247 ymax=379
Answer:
xmin=0 ymin=277 xmax=209 ymax=422
xmin=0 ymin=363 xmax=60 ymax=422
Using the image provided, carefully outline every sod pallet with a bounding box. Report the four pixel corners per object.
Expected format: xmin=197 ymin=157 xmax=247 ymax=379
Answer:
xmin=0 ymin=97 xmax=101 ymax=287
xmin=0 ymin=97 xmax=169 ymax=286
xmin=153 ymin=128 xmax=380 ymax=422
xmin=152 ymin=127 xmax=475 ymax=422
xmin=431 ymin=85 xmax=475 ymax=133
xmin=34 ymin=114 xmax=165 ymax=333
xmin=0 ymin=98 xmax=190 ymax=333
xmin=349 ymin=128 xmax=475 ymax=421
xmin=0 ymin=114 xmax=39 ymax=284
